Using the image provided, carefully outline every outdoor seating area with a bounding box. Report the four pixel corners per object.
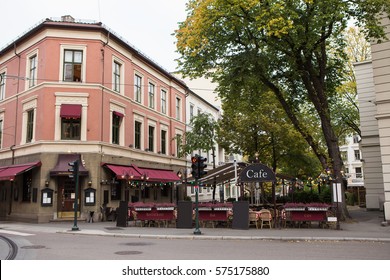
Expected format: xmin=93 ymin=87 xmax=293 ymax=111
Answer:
xmin=121 ymin=201 xmax=338 ymax=230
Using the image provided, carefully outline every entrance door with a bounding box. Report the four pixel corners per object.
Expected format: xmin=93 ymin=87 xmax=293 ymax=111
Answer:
xmin=57 ymin=177 xmax=80 ymax=218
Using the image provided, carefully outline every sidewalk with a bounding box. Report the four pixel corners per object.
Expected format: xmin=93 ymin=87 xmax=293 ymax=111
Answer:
xmin=1 ymin=206 xmax=389 ymax=242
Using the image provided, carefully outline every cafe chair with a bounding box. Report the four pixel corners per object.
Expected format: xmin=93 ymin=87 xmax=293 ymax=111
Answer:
xmin=259 ymin=209 xmax=272 ymax=229
xmin=249 ymin=211 xmax=259 ymax=229
xmin=131 ymin=210 xmax=143 ymax=227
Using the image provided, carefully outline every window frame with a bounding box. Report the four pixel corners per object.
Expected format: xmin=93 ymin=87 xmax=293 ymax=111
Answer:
xmin=161 ymin=130 xmax=167 ymax=155
xmin=161 ymin=89 xmax=167 ymax=114
xmin=26 ymin=109 xmax=34 ymax=143
xmin=59 ymin=45 xmax=86 ymax=83
xmin=134 ymin=120 xmax=142 ymax=149
xmin=0 ymin=71 xmax=6 ymax=100
xmin=134 ymin=74 xmax=143 ymax=103
xmin=148 ymin=82 xmax=155 ymax=109
xmin=176 ymin=97 xmax=181 ymax=121
xmin=113 ymin=60 xmax=121 ymax=93
xmin=148 ymin=125 xmax=155 ymax=152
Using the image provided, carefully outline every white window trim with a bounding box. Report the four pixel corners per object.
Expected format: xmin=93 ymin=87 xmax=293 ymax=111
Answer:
xmin=25 ymin=49 xmax=39 ymax=89
xmin=134 ymin=114 xmax=145 ymax=150
xmin=0 ymin=68 xmax=7 ymax=101
xmin=160 ymin=126 xmax=168 ymax=155
xmin=160 ymin=88 xmax=168 ymax=115
xmin=54 ymin=92 xmax=89 ymax=141
xmin=176 ymin=97 xmax=181 ymax=121
xmin=110 ymin=102 xmax=125 ymax=145
xmin=112 ymin=56 xmax=124 ymax=94
xmin=21 ymin=97 xmax=37 ymax=145
xmin=148 ymin=80 xmax=156 ymax=109
xmin=59 ymin=44 xmax=87 ymax=83
xmin=147 ymin=119 xmax=157 ymax=152
xmin=134 ymin=72 xmax=144 ymax=104
xmin=0 ymin=112 xmax=4 ymax=149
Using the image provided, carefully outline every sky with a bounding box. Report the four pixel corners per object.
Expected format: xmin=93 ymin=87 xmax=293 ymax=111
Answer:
xmin=0 ymin=0 xmax=188 ymax=72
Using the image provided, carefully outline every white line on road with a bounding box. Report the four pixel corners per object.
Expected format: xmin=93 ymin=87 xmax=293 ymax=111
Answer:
xmin=0 ymin=229 xmax=34 ymax=236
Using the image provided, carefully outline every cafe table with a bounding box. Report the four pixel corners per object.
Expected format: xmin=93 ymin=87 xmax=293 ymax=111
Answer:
xmin=128 ymin=202 xmax=176 ymax=227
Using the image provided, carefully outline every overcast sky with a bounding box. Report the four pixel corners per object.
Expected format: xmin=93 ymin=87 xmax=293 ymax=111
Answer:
xmin=0 ymin=0 xmax=188 ymax=72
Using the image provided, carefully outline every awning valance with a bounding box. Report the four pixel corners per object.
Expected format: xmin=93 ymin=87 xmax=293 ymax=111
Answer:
xmin=103 ymin=164 xmax=142 ymax=180
xmin=50 ymin=154 xmax=89 ymax=176
xmin=138 ymin=167 xmax=180 ymax=183
xmin=0 ymin=161 xmax=41 ymax=181
xmin=60 ymin=104 xmax=82 ymax=118
xmin=102 ymin=163 xmax=180 ymax=183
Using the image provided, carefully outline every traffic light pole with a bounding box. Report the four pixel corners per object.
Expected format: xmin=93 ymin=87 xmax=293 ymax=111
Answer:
xmin=69 ymin=160 xmax=80 ymax=231
xmin=193 ymin=179 xmax=201 ymax=235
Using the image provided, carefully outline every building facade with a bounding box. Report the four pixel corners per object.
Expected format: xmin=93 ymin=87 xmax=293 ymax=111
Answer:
xmin=355 ymin=15 xmax=390 ymax=220
xmin=0 ymin=16 xmax=188 ymax=222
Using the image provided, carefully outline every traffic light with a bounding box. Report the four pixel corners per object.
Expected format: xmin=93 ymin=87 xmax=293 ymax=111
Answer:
xmin=68 ymin=160 xmax=79 ymax=180
xmin=191 ymin=155 xmax=199 ymax=179
xmin=197 ymin=156 xmax=207 ymax=178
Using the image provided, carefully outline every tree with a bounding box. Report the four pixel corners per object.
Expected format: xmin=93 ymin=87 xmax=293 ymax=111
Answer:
xmin=175 ymin=0 xmax=390 ymax=219
xmin=177 ymin=112 xmax=219 ymax=200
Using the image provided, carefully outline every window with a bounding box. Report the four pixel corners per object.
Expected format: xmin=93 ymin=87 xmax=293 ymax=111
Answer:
xmin=148 ymin=126 xmax=155 ymax=152
xmin=0 ymin=72 xmax=5 ymax=100
xmin=176 ymin=134 xmax=182 ymax=157
xmin=111 ymin=179 xmax=122 ymax=200
xmin=60 ymin=104 xmax=81 ymax=140
xmin=353 ymin=135 xmax=360 ymax=144
xmin=22 ymin=171 xmax=33 ymax=202
xmin=63 ymin=50 xmax=83 ymax=82
xmin=148 ymin=83 xmax=155 ymax=109
xmin=161 ymin=130 xmax=167 ymax=154
xmin=135 ymin=121 xmax=142 ymax=149
xmin=135 ymin=74 xmax=142 ymax=103
xmin=113 ymin=61 xmax=121 ymax=92
xmin=0 ymin=119 xmax=3 ymax=148
xmin=112 ymin=112 xmax=122 ymax=144
xmin=355 ymin=167 xmax=362 ymax=178
xmin=28 ymin=55 xmax=37 ymax=87
xmin=190 ymin=104 xmax=194 ymax=120
xmin=354 ymin=150 xmax=361 ymax=161
xmin=176 ymin=97 xmax=181 ymax=120
xmin=61 ymin=119 xmax=81 ymax=140
xmin=161 ymin=89 xmax=167 ymax=114
xmin=26 ymin=109 xmax=34 ymax=143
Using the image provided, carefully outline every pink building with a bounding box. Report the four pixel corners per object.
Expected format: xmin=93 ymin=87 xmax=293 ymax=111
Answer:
xmin=0 ymin=16 xmax=188 ymax=222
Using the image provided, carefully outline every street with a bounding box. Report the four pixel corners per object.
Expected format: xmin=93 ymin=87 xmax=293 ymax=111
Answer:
xmin=4 ymin=231 xmax=390 ymax=260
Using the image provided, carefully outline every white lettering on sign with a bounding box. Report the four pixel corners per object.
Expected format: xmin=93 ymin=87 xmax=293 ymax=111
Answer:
xmin=246 ymin=169 xmax=268 ymax=179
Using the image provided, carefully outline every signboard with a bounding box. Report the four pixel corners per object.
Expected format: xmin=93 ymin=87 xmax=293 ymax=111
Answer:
xmin=238 ymin=163 xmax=276 ymax=183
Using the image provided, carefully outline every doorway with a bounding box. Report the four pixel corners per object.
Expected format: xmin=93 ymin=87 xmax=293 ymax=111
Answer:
xmin=57 ymin=177 xmax=81 ymax=218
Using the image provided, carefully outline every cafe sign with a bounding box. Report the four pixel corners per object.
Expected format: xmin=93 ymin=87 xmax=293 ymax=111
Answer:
xmin=238 ymin=163 xmax=276 ymax=183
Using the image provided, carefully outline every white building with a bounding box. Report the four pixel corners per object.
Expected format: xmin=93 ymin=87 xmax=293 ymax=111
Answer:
xmin=355 ymin=15 xmax=389 ymax=220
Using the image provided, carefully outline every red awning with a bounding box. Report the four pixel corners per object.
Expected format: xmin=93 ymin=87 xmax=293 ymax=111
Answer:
xmin=113 ymin=111 xmax=124 ymax=118
xmin=60 ymin=104 xmax=82 ymax=118
xmin=102 ymin=164 xmax=180 ymax=183
xmin=138 ymin=167 xmax=180 ymax=183
xmin=0 ymin=161 xmax=41 ymax=181
xmin=103 ymin=164 xmax=142 ymax=180
xmin=50 ymin=154 xmax=89 ymax=176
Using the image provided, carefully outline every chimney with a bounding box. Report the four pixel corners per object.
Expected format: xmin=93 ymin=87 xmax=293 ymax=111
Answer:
xmin=61 ymin=15 xmax=75 ymax=22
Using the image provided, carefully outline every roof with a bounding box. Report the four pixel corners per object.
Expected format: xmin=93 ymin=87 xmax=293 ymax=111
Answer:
xmin=0 ymin=16 xmax=188 ymax=90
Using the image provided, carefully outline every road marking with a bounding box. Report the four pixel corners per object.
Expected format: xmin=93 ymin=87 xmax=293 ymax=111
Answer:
xmin=0 ymin=229 xmax=34 ymax=236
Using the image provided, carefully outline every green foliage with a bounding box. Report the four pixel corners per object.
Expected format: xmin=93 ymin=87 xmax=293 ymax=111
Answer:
xmin=177 ymin=112 xmax=218 ymax=157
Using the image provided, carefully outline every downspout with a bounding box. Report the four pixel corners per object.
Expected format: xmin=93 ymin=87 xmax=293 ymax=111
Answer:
xmin=99 ymin=31 xmax=109 ymax=218
xmin=9 ymin=43 xmax=21 ymax=215
xmin=8 ymin=145 xmax=16 ymax=215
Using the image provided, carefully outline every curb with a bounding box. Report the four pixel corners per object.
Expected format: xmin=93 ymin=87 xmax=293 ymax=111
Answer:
xmin=57 ymin=230 xmax=390 ymax=243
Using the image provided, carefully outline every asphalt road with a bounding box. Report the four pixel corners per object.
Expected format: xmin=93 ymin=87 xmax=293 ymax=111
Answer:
xmin=6 ymin=231 xmax=390 ymax=260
